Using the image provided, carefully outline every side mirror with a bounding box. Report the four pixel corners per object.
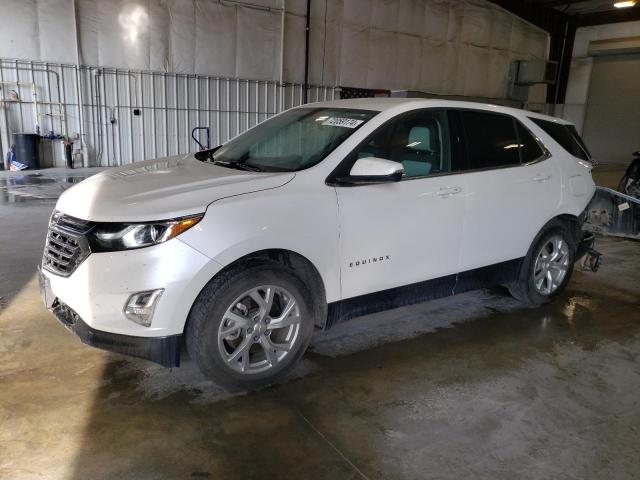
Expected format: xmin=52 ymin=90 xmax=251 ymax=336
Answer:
xmin=340 ymin=157 xmax=404 ymax=185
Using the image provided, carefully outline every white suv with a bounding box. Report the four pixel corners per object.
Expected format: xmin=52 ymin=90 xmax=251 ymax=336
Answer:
xmin=39 ymin=99 xmax=596 ymax=388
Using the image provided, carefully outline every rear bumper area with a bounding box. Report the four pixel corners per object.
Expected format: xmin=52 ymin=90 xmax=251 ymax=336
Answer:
xmin=50 ymin=299 xmax=181 ymax=367
xmin=577 ymin=231 xmax=595 ymax=260
xmin=576 ymin=231 xmax=602 ymax=272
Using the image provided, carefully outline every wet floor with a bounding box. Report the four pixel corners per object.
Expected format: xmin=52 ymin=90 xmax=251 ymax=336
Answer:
xmin=0 ymin=168 xmax=101 ymax=204
xmin=1 ymin=167 xmax=640 ymax=479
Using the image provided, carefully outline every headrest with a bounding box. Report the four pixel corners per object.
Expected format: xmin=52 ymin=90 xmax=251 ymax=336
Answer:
xmin=407 ymin=126 xmax=432 ymax=152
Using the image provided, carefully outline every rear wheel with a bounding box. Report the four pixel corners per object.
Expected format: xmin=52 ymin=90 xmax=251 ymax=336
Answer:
xmin=186 ymin=262 xmax=315 ymax=389
xmin=509 ymin=224 xmax=576 ymax=305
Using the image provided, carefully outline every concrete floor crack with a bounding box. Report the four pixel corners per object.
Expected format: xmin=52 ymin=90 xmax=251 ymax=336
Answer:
xmin=294 ymin=408 xmax=372 ymax=480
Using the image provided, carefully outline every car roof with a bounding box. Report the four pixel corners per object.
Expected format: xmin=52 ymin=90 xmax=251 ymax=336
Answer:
xmin=303 ymin=97 xmax=572 ymax=125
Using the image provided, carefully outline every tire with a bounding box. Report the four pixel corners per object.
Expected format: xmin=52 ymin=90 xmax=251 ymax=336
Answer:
xmin=508 ymin=222 xmax=576 ymax=305
xmin=186 ymin=261 xmax=316 ymax=389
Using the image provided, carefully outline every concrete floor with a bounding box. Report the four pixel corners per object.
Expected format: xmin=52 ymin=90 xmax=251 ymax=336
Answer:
xmin=1 ymin=166 xmax=639 ymax=479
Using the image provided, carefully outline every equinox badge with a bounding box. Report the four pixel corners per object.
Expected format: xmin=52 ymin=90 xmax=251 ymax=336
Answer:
xmin=349 ymin=256 xmax=390 ymax=268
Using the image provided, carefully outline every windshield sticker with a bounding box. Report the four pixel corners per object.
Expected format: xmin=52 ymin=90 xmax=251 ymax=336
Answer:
xmin=322 ymin=117 xmax=364 ymax=128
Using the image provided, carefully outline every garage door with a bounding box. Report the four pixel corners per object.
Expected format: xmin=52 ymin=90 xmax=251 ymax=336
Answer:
xmin=582 ymin=53 xmax=640 ymax=166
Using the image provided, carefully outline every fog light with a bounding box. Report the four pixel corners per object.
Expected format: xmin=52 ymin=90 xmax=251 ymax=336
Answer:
xmin=124 ymin=289 xmax=164 ymax=326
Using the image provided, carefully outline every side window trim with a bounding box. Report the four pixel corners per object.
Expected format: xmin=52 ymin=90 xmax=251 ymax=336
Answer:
xmin=514 ymin=118 xmax=552 ymax=166
xmin=326 ymin=108 xmax=459 ymax=186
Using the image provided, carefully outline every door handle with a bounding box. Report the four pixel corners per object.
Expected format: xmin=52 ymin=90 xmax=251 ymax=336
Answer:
xmin=436 ymin=186 xmax=462 ymax=197
xmin=534 ymin=173 xmax=552 ymax=182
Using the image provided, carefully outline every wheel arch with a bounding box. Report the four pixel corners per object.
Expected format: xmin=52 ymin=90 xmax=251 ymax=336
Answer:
xmin=526 ymin=213 xmax=582 ymax=262
xmin=185 ymin=248 xmax=329 ymax=334
xmin=544 ymin=213 xmax=583 ymax=244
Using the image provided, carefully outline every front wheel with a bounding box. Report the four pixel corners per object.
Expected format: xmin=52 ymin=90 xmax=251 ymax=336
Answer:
xmin=509 ymin=224 xmax=576 ymax=305
xmin=186 ymin=262 xmax=315 ymax=389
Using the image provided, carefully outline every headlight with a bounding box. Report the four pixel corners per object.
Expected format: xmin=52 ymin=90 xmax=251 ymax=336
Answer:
xmin=89 ymin=214 xmax=203 ymax=251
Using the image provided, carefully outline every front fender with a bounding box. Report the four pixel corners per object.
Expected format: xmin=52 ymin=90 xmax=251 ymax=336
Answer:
xmin=178 ymin=185 xmax=341 ymax=303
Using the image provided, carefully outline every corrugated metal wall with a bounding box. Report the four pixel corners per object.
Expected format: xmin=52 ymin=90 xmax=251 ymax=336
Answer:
xmin=0 ymin=58 xmax=337 ymax=167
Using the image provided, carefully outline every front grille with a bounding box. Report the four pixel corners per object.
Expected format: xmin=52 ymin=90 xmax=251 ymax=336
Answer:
xmin=42 ymin=212 xmax=93 ymax=277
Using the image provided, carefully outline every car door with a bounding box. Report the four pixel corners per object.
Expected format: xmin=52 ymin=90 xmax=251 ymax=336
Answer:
xmin=452 ymin=109 xmax=561 ymax=272
xmin=333 ymin=109 xmax=468 ymax=299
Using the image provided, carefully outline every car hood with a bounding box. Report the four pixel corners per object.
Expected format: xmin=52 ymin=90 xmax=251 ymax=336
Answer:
xmin=55 ymin=155 xmax=295 ymax=222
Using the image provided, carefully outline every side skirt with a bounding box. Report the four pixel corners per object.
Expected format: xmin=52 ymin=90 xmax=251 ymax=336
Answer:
xmin=325 ymin=258 xmax=524 ymax=329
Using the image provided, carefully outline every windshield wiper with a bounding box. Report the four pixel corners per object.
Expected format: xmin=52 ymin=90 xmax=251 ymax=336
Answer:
xmin=212 ymin=160 xmax=263 ymax=172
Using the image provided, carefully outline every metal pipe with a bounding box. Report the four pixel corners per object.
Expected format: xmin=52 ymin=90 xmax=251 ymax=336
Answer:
xmin=0 ymin=67 xmax=11 ymax=164
xmin=114 ymin=72 xmax=123 ymax=165
xmin=216 ymin=77 xmax=221 ymax=146
xmin=279 ymin=0 xmax=285 ymax=90
xmin=185 ymin=76 xmax=190 ymax=153
xmin=72 ymin=0 xmax=86 ymax=160
xmin=235 ymin=78 xmax=240 ymax=137
xmin=150 ymin=72 xmax=157 ymax=158
xmin=173 ymin=74 xmax=178 ymax=155
xmin=94 ymin=69 xmax=104 ymax=166
xmin=205 ymin=76 xmax=210 ymax=144
xmin=58 ymin=66 xmax=68 ymax=138
xmin=162 ymin=73 xmax=168 ymax=157
xmin=99 ymin=70 xmax=110 ymax=165
xmin=245 ymin=79 xmax=250 ymax=131
xmin=88 ymin=67 xmax=97 ymax=165
xmin=303 ymin=0 xmax=311 ymax=104
xmin=127 ymin=72 xmax=134 ymax=163
xmin=139 ymin=72 xmax=146 ymax=160
xmin=14 ymin=63 xmax=25 ymax=133
xmin=43 ymin=62 xmax=53 ymax=134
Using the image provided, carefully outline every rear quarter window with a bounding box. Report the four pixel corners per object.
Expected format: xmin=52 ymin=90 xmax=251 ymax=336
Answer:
xmin=529 ymin=118 xmax=591 ymax=161
xmin=515 ymin=121 xmax=545 ymax=164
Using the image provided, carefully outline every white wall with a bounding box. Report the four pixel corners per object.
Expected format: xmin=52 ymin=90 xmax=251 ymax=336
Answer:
xmin=564 ymin=20 xmax=640 ymax=133
xmin=0 ymin=0 xmax=551 ymax=167
xmin=0 ymin=0 xmax=549 ymax=100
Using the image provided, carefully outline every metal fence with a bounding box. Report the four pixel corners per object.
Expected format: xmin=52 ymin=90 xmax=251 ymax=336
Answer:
xmin=0 ymin=58 xmax=337 ymax=168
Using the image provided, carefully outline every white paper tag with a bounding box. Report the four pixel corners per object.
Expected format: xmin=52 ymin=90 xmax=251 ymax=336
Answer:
xmin=322 ymin=117 xmax=364 ymax=128
xmin=618 ymin=202 xmax=630 ymax=212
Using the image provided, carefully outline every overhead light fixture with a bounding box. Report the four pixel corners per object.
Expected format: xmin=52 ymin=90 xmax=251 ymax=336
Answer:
xmin=614 ymin=1 xmax=636 ymax=8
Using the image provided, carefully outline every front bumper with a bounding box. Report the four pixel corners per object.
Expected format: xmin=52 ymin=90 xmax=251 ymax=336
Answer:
xmin=38 ymin=235 xmax=224 ymax=366
xmin=43 ymin=290 xmax=180 ymax=367
xmin=39 ymin=237 xmax=221 ymax=337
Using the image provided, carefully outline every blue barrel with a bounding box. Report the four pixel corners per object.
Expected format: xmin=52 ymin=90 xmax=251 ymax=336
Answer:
xmin=13 ymin=133 xmax=40 ymax=169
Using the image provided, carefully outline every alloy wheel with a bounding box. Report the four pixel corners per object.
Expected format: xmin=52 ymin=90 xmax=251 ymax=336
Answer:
xmin=217 ymin=285 xmax=301 ymax=374
xmin=532 ymin=235 xmax=570 ymax=296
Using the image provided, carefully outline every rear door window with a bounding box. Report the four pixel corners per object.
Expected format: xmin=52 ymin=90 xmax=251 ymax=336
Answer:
xmin=529 ymin=118 xmax=591 ymax=161
xmin=458 ymin=110 xmax=520 ymax=169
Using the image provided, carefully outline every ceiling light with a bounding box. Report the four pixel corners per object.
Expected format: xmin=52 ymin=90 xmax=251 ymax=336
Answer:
xmin=614 ymin=1 xmax=636 ymax=8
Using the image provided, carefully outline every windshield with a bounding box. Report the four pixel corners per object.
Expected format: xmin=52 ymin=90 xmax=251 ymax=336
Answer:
xmin=209 ymin=108 xmax=377 ymax=172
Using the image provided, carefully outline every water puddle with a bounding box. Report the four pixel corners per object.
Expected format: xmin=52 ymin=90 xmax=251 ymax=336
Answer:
xmin=0 ymin=172 xmax=91 ymax=204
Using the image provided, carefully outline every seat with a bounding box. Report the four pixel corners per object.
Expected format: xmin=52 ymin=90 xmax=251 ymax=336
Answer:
xmin=391 ymin=124 xmax=438 ymax=177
